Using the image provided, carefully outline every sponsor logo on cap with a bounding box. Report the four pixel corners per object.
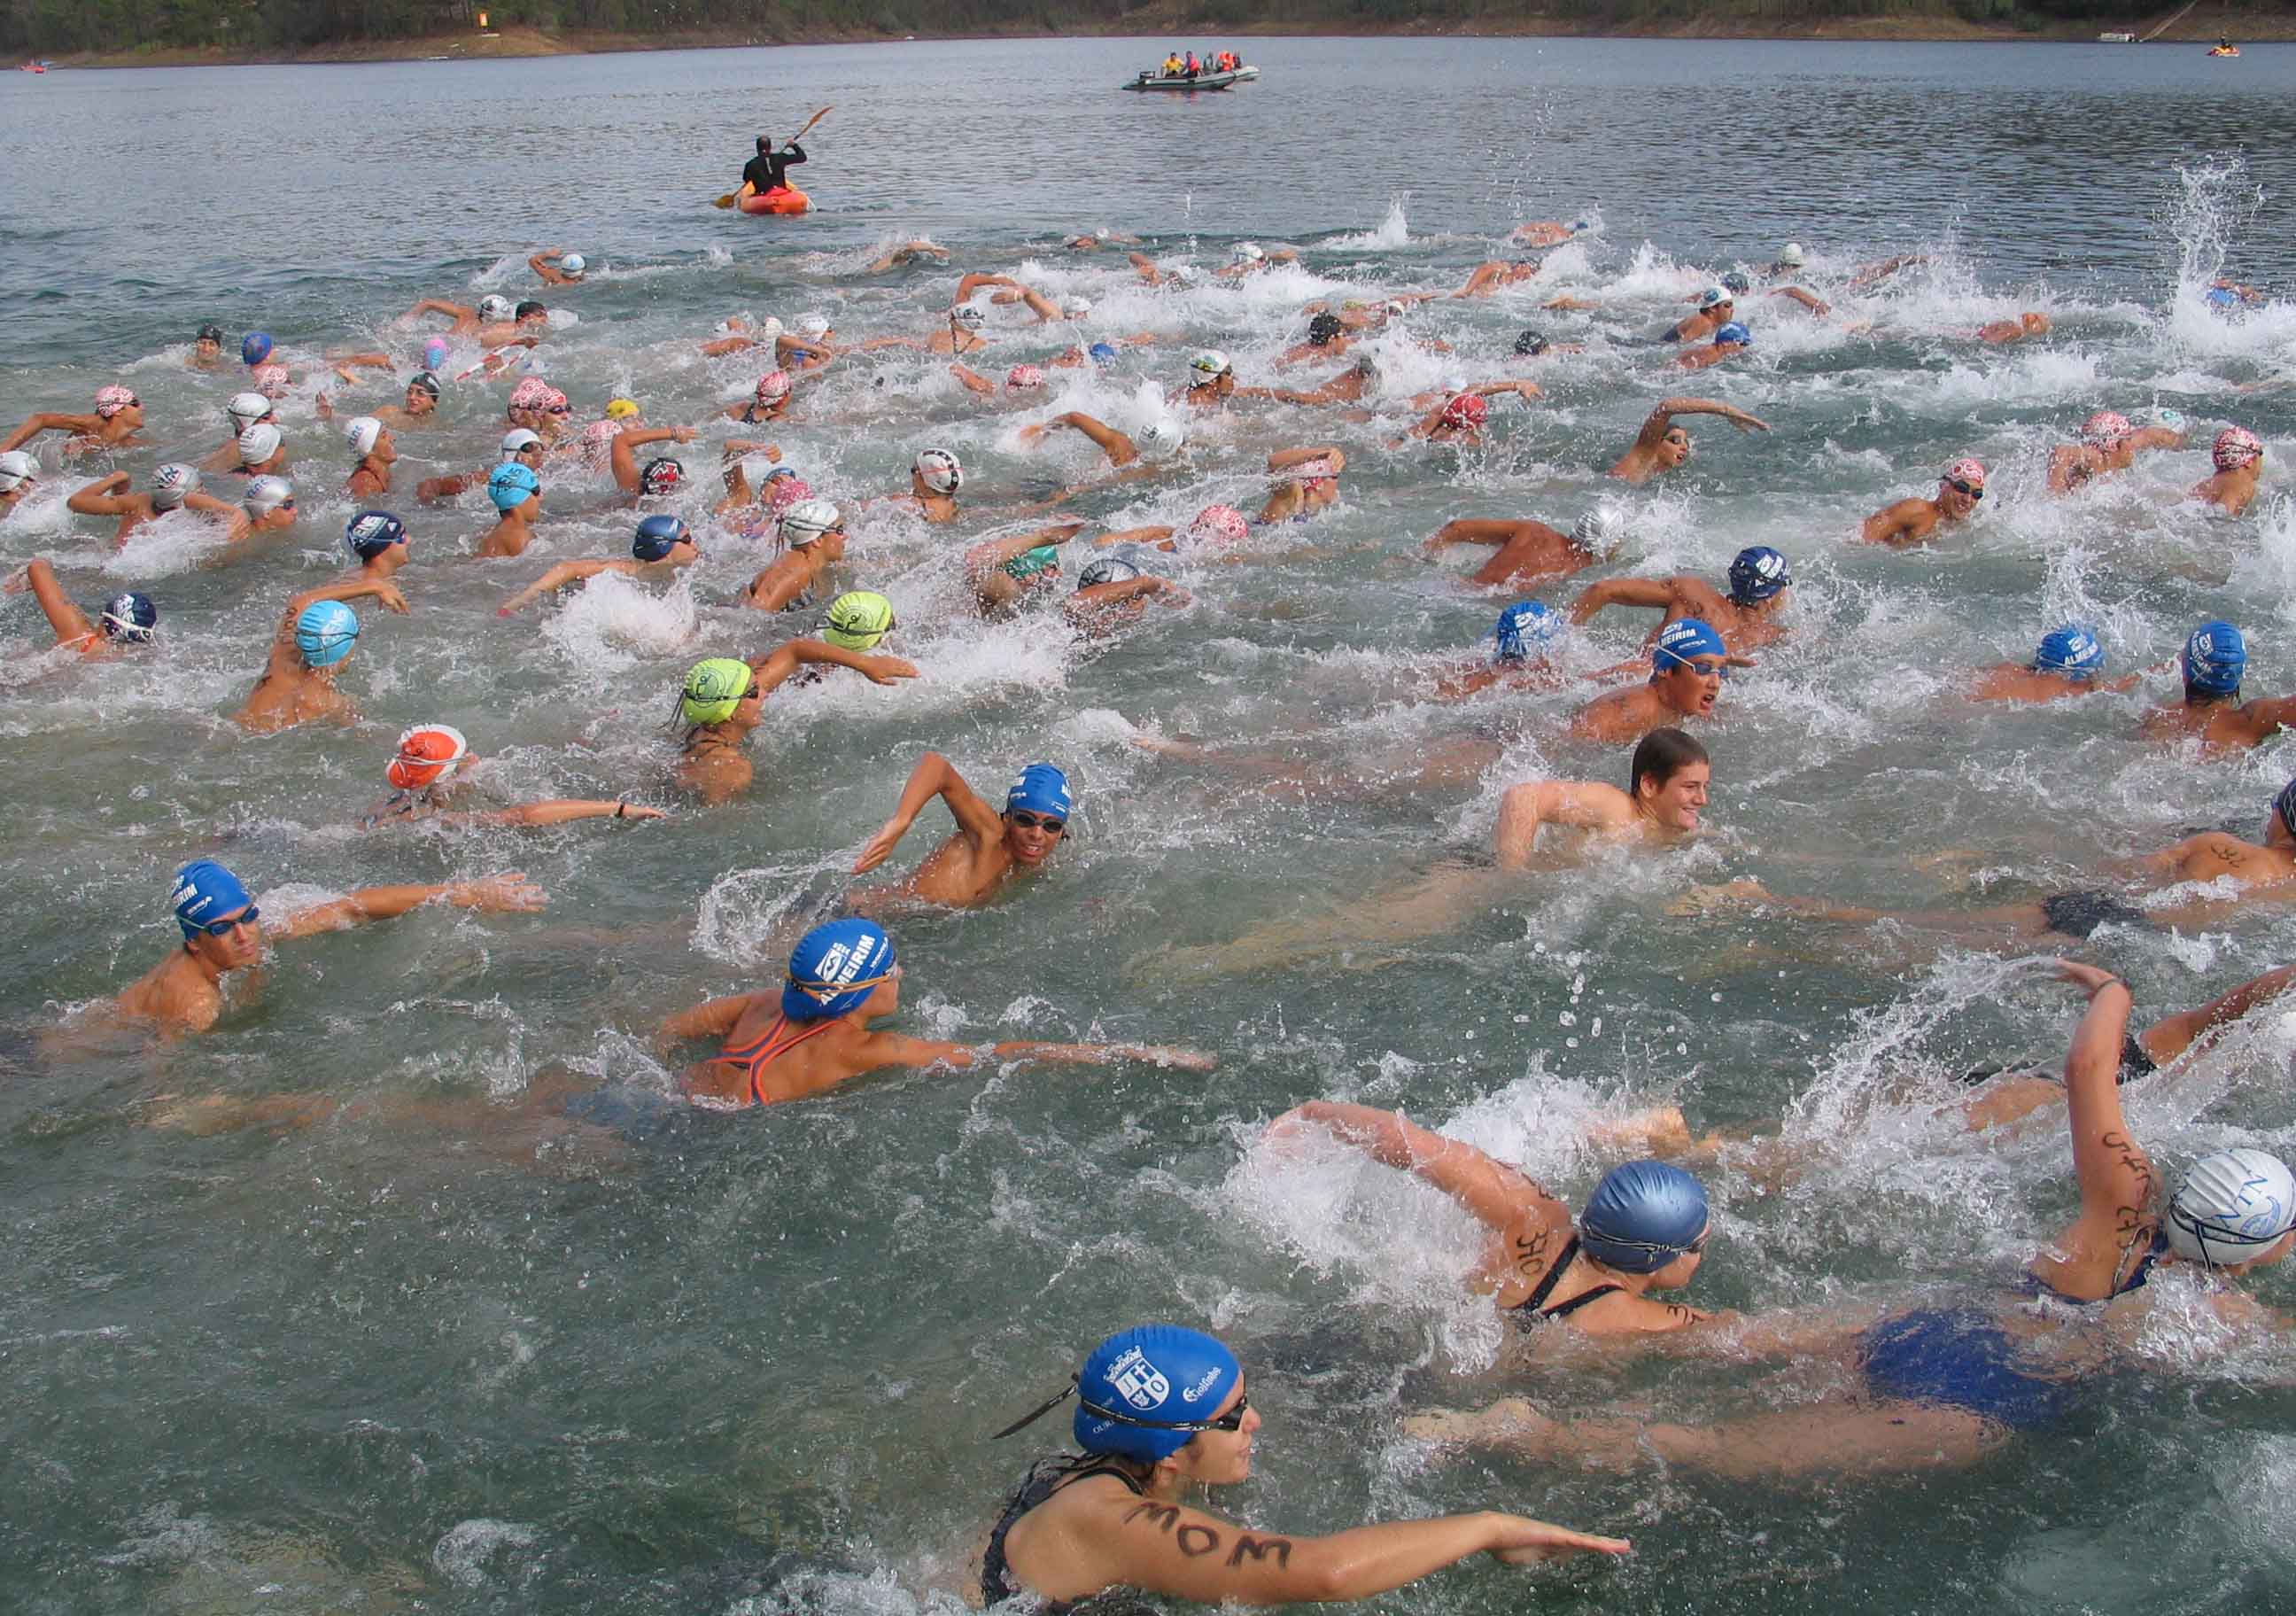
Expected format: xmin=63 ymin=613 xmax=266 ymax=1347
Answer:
xmin=1107 ymin=1346 xmax=1170 ymax=1410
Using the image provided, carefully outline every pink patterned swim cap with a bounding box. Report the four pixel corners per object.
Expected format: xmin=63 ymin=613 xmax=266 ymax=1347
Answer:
xmin=508 ymin=377 xmax=552 ymax=412
xmin=1005 ymin=365 xmax=1046 ymax=390
xmin=2214 ymin=425 xmax=2263 ymax=471
xmin=767 ymin=476 xmax=814 ymax=513
xmin=1440 ymin=392 xmax=1489 ymax=429
xmin=2080 ymin=410 xmax=2134 ymax=447
xmin=94 ymin=385 xmax=138 ymax=419
xmin=1943 ymin=457 xmax=1987 ymax=488
xmin=254 ymin=365 xmax=291 ymax=399
xmin=1186 ymin=504 xmax=1250 ymax=546
xmin=754 ymin=370 xmax=792 ymax=402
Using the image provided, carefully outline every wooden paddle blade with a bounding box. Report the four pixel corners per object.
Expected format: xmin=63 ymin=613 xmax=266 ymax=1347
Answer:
xmin=712 ymin=194 xmax=736 ymax=209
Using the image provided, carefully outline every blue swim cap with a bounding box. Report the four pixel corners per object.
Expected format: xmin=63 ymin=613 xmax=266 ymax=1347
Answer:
xmin=2033 ymin=624 xmax=2104 ymax=680
xmin=1006 ymin=763 xmax=1073 ymax=819
xmin=1713 ymin=322 xmax=1752 ymax=346
xmin=488 ymin=462 xmax=541 ymax=512
xmin=1653 ymin=617 xmax=1726 ymax=672
xmin=1721 ymin=271 xmax=1751 ymax=296
xmin=1074 ymin=1324 xmax=1242 ymax=1464
xmin=100 ymin=591 xmax=159 ymax=643
xmin=1493 ymin=599 xmax=1557 ymax=665
xmin=1727 ymin=546 xmax=1790 ymax=604
xmin=294 ymin=601 xmax=360 ymax=668
xmin=170 ymin=858 xmax=253 ymax=940
xmin=344 ymin=510 xmax=406 ymax=560
xmin=1089 ymin=342 xmax=1119 ymax=366
xmin=782 ymin=918 xmax=897 ymax=1022
xmin=1579 ymin=1161 xmax=1709 ymax=1274
xmin=2207 ymin=286 xmax=2240 ymax=308
xmin=2184 ymin=620 xmax=2246 ymax=696
xmin=242 ymin=332 xmax=273 ymax=366
xmin=2276 ymin=778 xmax=2296 ymax=843
xmin=633 ymin=514 xmax=689 ymax=561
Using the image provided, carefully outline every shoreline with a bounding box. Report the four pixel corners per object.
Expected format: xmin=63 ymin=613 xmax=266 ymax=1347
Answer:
xmin=30 ymin=6 xmax=2292 ymax=71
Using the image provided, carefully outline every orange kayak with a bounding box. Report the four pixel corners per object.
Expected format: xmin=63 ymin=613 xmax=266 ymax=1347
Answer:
xmin=739 ymin=187 xmax=811 ymax=215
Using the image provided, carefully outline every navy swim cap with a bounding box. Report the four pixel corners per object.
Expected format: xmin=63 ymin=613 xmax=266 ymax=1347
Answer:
xmin=345 ymin=510 xmax=407 ymax=560
xmin=782 ymin=918 xmax=897 ymax=1022
xmin=1727 ymin=546 xmax=1789 ymax=604
xmin=632 ymin=514 xmax=689 ymax=562
xmin=1721 ymin=271 xmax=1751 ymax=295
xmin=1006 ymin=764 xmax=1073 ymax=819
xmin=170 ymin=858 xmax=253 ymax=940
xmin=1493 ymin=599 xmax=1556 ymax=665
xmin=2276 ymin=778 xmax=2296 ymax=843
xmin=1074 ymin=1325 xmax=1242 ymax=1464
xmin=2184 ymin=620 xmax=2246 ymax=696
xmin=1513 ymin=329 xmax=1550 ymax=356
xmin=2032 ymin=625 xmax=2103 ymax=680
xmin=1579 ymin=1162 xmax=1709 ymax=1274
xmin=241 ymin=332 xmax=274 ymax=366
xmin=100 ymin=592 xmax=159 ymax=643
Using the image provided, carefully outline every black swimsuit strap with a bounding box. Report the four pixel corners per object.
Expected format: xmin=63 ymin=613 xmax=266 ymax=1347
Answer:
xmin=1541 ymin=1283 xmax=1625 ymax=1320
xmin=1514 ymin=1234 xmax=1580 ymax=1314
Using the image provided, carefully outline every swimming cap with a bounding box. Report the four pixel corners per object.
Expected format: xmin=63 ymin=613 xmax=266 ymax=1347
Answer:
xmin=344 ymin=416 xmax=384 ymax=457
xmin=171 ymin=858 xmax=254 ymax=940
xmin=680 ymin=656 xmax=756 ymax=726
xmin=294 ymin=600 xmax=360 ymax=669
xmin=1307 ymin=313 xmax=1343 ymax=346
xmin=478 ymin=295 xmax=515 ymax=323
xmin=1572 ymin=509 xmax=1625 ymax=559
xmin=1777 ymin=243 xmax=1806 ymax=268
xmin=2215 ymin=425 xmax=2264 ymax=472
xmin=1726 ymin=545 xmax=1790 ymax=603
xmin=782 ymin=916 xmax=898 ymax=1022
xmin=514 ymin=300 xmax=547 ymax=322
xmin=755 ymin=315 xmax=786 ymax=342
xmin=1698 ymin=285 xmax=1731 ymax=310
xmin=95 ymin=385 xmax=138 ymax=420
xmin=1003 ymin=545 xmax=1062 ymax=583
xmin=1231 ymin=242 xmax=1265 ymax=265
xmin=632 ymin=513 xmax=690 ymax=561
xmin=561 ymin=253 xmax=586 ymax=275
xmin=1721 ymin=271 xmax=1751 ymax=296
xmin=2277 ymin=778 xmax=2296 ymax=843
xmin=387 ymin=723 xmax=469 ymax=790
xmin=914 ymin=448 xmax=964 ymax=493
xmin=2032 ymin=624 xmax=2104 ymax=680
xmin=0 ymin=450 xmax=35 ymax=493
xmin=2206 ymin=285 xmax=2241 ymax=308
xmin=487 ymin=462 xmax=541 ymax=512
xmin=1187 ymin=505 xmax=1250 ymax=548
xmin=500 ymin=428 xmax=543 ymax=459
xmin=1712 ymin=322 xmax=1752 ymax=346
xmin=508 ymin=377 xmax=552 ymax=413
xmin=1005 ymin=364 xmax=1046 ymax=390
xmin=1440 ymin=392 xmax=1488 ymax=429
xmin=1653 ymin=617 xmax=1727 ymax=672
xmin=2080 ymin=410 xmax=2134 ymax=447
xmin=2184 ymin=620 xmax=2246 ymax=695
xmin=2166 ymin=1148 xmax=2296 ymax=1268
xmin=243 ymin=475 xmax=293 ymax=517
xmin=1943 ymin=457 xmax=1987 ymax=490
xmin=345 ymin=510 xmax=405 ymax=558
xmin=767 ymin=476 xmax=815 ymax=514
xmin=604 ymin=397 xmax=640 ymax=420
xmin=1136 ymin=419 xmax=1186 ymax=455
xmin=149 ymin=463 xmax=199 ymax=511
xmin=226 ymin=392 xmax=274 ymax=428
xmin=640 ymin=458 xmax=684 ymax=496
xmin=254 ymin=365 xmax=291 ymax=399
xmin=754 ymin=369 xmax=793 ymax=403
xmin=952 ymin=306 xmax=986 ymax=330
xmin=1579 ymin=1161 xmax=1710 ymax=1274
xmin=1006 ymin=763 xmax=1073 ymax=819
xmin=1074 ymin=1325 xmax=1242 ymax=1464
xmin=822 ymin=590 xmax=896 ymax=651
xmin=1513 ymin=329 xmax=1550 ymax=356
xmin=1189 ymin=349 xmax=1232 ymax=379
xmin=423 ymin=338 xmax=452 ymax=369
xmin=2143 ymin=406 xmax=2187 ymax=431
xmin=197 ymin=322 xmax=223 ymax=345
xmin=1063 ymin=296 xmax=1093 ymax=318
xmin=779 ymin=498 xmax=842 ymax=547
xmin=241 ymin=332 xmax=273 ymax=366
xmin=1078 ymin=556 xmax=1142 ymax=590
xmin=408 ymin=371 xmax=443 ymax=400
xmin=1088 ymin=342 xmax=1119 ymax=366
xmin=797 ymin=313 xmax=831 ymax=340
xmin=99 ymin=591 xmax=159 ymax=643
xmin=236 ymin=423 xmax=282 ymax=466
xmin=1493 ymin=599 xmax=1557 ymax=664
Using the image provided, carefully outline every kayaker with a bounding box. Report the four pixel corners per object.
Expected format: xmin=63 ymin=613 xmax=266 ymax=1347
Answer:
xmin=738 ymin=133 xmax=806 ymax=208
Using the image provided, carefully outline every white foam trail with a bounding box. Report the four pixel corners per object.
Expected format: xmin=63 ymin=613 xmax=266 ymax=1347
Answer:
xmin=1325 ymin=196 xmax=1411 ymax=251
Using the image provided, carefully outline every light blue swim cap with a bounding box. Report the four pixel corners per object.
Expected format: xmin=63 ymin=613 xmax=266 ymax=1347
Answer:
xmin=488 ymin=462 xmax=541 ymax=511
xmin=2033 ymin=625 xmax=2104 ymax=680
xmin=242 ymin=332 xmax=274 ymax=366
xmin=1006 ymin=763 xmax=1073 ymax=819
xmin=1493 ymin=599 xmax=1556 ymax=665
xmin=1727 ymin=546 xmax=1789 ymax=604
xmin=1713 ymin=322 xmax=1752 ymax=346
xmin=1580 ymin=1162 xmax=1709 ymax=1274
xmin=2206 ymin=286 xmax=2240 ymax=308
xmin=2184 ymin=620 xmax=2246 ymax=695
xmin=1088 ymin=342 xmax=1119 ymax=366
xmin=170 ymin=858 xmax=253 ymax=940
xmin=1653 ymin=617 xmax=1727 ymax=672
xmin=782 ymin=918 xmax=897 ymax=1022
xmin=295 ymin=601 xmax=360 ymax=668
xmin=1074 ymin=1324 xmax=1242 ymax=1464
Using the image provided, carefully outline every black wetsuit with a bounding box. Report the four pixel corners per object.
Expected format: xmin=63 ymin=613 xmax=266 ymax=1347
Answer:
xmin=981 ymin=1456 xmax=1144 ymax=1610
xmin=1506 ymin=1235 xmax=1623 ymax=1324
xmin=742 ymin=142 xmax=806 ymax=195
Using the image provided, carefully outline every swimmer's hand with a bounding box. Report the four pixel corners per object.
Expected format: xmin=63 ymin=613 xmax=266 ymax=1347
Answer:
xmin=2054 ymin=960 xmax=2122 ymax=995
xmin=1106 ymin=1043 xmax=1215 ymax=1071
xmin=1488 ymin=1516 xmax=1634 ymax=1566
xmin=1 ymin=566 xmax=26 ymax=595
xmin=371 ymin=583 xmax=412 ymax=615
xmin=851 ymin=819 xmax=911 ymax=874
xmin=858 ymin=655 xmax=920 ymax=685
xmin=617 ymin=804 xmax=671 ymax=821
xmin=670 ymin=426 xmax=698 ymax=445
xmin=1725 ymin=652 xmax=1757 ymax=670
xmin=446 ymin=874 xmax=547 ymax=913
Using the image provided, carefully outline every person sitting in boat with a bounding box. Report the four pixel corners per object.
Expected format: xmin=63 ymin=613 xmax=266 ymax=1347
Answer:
xmin=1183 ymin=50 xmax=1199 ymax=77
xmin=1163 ymin=51 xmax=1183 ymax=75
xmin=738 ymin=133 xmax=806 ymax=209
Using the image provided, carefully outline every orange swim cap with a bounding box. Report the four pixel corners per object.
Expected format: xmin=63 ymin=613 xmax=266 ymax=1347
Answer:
xmin=388 ymin=723 xmax=469 ymax=790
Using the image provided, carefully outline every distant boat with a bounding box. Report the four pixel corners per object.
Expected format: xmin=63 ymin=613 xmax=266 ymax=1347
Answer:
xmin=1122 ymin=67 xmax=1243 ymax=91
xmin=19 ymin=58 xmax=50 ymax=71
xmin=2097 ymin=31 xmax=2136 ymax=42
xmin=2207 ymin=43 xmax=2240 ymax=55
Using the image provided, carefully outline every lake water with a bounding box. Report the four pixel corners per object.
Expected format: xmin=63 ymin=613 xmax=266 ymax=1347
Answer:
xmin=6 ymin=33 xmax=2296 ymax=1616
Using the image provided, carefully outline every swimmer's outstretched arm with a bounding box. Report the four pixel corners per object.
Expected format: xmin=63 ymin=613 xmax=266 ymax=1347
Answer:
xmin=496 ymin=559 xmax=619 ymax=615
xmin=1567 ymin=576 xmax=1675 ymax=624
xmin=852 ymin=750 xmax=997 ymax=874
xmin=1423 ymin=518 xmax=1535 ymax=552
xmin=1271 ymin=1100 xmax=1569 ymax=1245
xmin=66 ymin=472 xmax=136 ymax=517
xmin=949 ymin=363 xmax=996 ymax=396
xmin=608 ymin=424 xmax=697 ymax=492
xmin=12 ymin=558 xmax=96 ymax=647
xmin=1268 ymin=444 xmax=1346 ymax=474
xmin=2027 ymin=964 xmax=2152 ymax=1301
xmin=655 ymin=991 xmax=756 ymax=1052
xmin=268 ymin=874 xmax=547 ymax=942
xmin=291 ymin=577 xmax=409 ymax=617
xmin=966 ymin=522 xmax=1088 ymax=583
xmin=858 ymin=1032 xmax=1216 ymax=1074
xmin=1092 ymin=524 xmax=1177 ymax=548
xmin=1495 ymin=780 xmax=1633 ymax=866
xmin=184 ymin=492 xmax=252 ymax=543
xmin=1034 ymin=411 xmax=1137 ymax=466
xmin=406 ymin=299 xmax=475 ymax=326
xmin=476 ymin=799 xmax=668 ymax=828
xmin=749 ymin=638 xmax=919 ymax=695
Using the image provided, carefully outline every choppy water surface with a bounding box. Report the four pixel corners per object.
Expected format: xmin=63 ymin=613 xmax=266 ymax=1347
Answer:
xmin=7 ymin=34 xmax=2296 ymax=1615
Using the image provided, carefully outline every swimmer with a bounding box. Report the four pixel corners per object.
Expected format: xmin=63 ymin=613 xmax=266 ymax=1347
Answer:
xmin=716 ymin=443 xmax=795 ymax=525
xmin=1215 ymin=241 xmax=1298 ymax=277
xmin=343 ymin=417 xmax=398 ymax=497
xmin=741 ymin=499 xmax=849 ymax=613
xmin=475 ymin=462 xmax=545 ymax=558
xmin=190 ymin=322 xmax=225 ymax=369
xmin=1276 ymin=312 xmax=1352 ymax=366
xmin=974 ymin=1321 xmax=1624 ymax=1609
xmin=880 ymin=447 xmax=964 ymax=523
xmin=503 ymin=521 xmax=694 ymax=618
xmin=527 ymin=247 xmax=586 ymax=285
xmin=1424 ymin=509 xmax=1622 ymax=589
xmin=232 ymin=583 xmax=401 ymax=734
xmin=1860 ymin=458 xmax=1987 ymax=547
xmin=225 ymin=422 xmax=287 ymax=478
xmin=968 ymin=524 xmax=1086 ymax=612
xmin=329 ymin=509 xmax=414 ymax=596
xmin=1428 ymin=600 xmax=1569 ymax=700
xmin=725 ymin=370 xmax=794 ymax=424
xmin=697 ymin=314 xmax=784 ymax=357
xmin=608 ymin=425 xmax=699 ymax=494
xmin=1402 ymin=383 xmax=1543 ymax=445
xmin=2139 ymin=621 xmax=2296 ymax=750
xmin=1509 ymin=328 xmax=1584 ymax=359
xmin=67 ymin=465 xmax=246 ymax=548
xmin=415 ymin=427 xmax=547 ymax=503
xmin=1672 ymin=322 xmax=1752 ymax=372
xmin=407 ymin=295 xmax=547 ymax=352
xmin=359 ymin=723 xmax=668 ymax=829
xmin=850 ymin=756 xmax=1074 ymax=907
xmin=0 ymin=450 xmax=40 ymax=518
xmin=950 ymin=361 xmax=1050 ymax=399
xmin=1181 ymin=349 xmax=1237 ymax=409
xmin=1259 ymin=446 xmax=1346 ymax=523
xmin=1607 ymin=397 xmax=1769 ymax=484
xmin=340 ymin=371 xmax=443 ymax=431
xmin=862 ymin=240 xmax=952 ymax=272
xmin=1570 ymin=545 xmax=1792 ymax=655
xmin=673 ymin=645 xmax=919 ymax=805
xmin=779 ymin=313 xmax=838 ymax=371
xmin=1090 ymin=504 xmax=1251 ymax=557
xmin=1569 ymin=618 xmax=1752 ymax=744
xmin=108 ymin=858 xmax=546 ymax=1037
xmin=2045 ymin=409 xmax=2179 ymax=495
xmin=1 ymin=385 xmax=147 ymax=455
xmin=504 ymin=377 xmax=570 ymax=439
xmin=4 ymin=559 xmax=157 ymax=659
xmin=1974 ymin=313 xmax=2052 ymax=344
xmin=1971 ymin=625 xmax=2139 ymax=703
xmin=1064 ymin=550 xmax=1190 ymax=636
xmin=1061 ymin=227 xmax=1138 ymax=250
xmin=1664 ymin=286 xmax=1735 ymax=345
xmin=240 ymin=475 xmax=298 ymax=532
xmin=663 ymin=920 xmax=1212 ymax=1108
xmin=1020 ymin=410 xmax=1163 ymax=471
xmin=1496 ymin=727 xmax=1710 ymax=864
xmin=2191 ymin=425 xmax=2263 ymax=516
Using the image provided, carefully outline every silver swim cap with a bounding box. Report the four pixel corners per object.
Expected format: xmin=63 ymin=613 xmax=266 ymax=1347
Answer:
xmin=2166 ymin=1147 xmax=2296 ymax=1268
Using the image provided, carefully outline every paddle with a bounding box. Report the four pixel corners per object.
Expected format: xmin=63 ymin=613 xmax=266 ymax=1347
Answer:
xmin=713 ymin=106 xmax=834 ymax=209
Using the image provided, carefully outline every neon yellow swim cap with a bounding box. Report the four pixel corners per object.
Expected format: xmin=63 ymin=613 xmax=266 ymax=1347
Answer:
xmin=681 ymin=656 xmax=755 ymax=725
xmin=605 ymin=398 xmax=640 ymax=420
xmin=823 ymin=591 xmax=896 ymax=651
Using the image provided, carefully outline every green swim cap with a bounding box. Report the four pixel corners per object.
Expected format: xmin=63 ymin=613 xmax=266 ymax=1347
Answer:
xmin=823 ymin=590 xmax=896 ymax=652
xmin=680 ymin=656 xmax=755 ymax=726
xmin=1003 ymin=545 xmax=1061 ymax=583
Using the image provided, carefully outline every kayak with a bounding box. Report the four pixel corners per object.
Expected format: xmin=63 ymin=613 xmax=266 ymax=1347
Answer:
xmin=1121 ymin=69 xmax=1242 ymax=90
xmin=739 ymin=187 xmax=811 ymax=215
xmin=2207 ymin=45 xmax=2239 ymax=55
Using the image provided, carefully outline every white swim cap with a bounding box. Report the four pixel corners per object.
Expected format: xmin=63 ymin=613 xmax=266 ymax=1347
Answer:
xmin=149 ymin=462 xmax=200 ymax=511
xmin=344 ymin=416 xmax=384 ymax=457
xmin=1573 ymin=509 xmax=1625 ymax=559
xmin=1189 ymin=348 xmax=1232 ymax=379
xmin=477 ymin=294 xmax=515 ymax=322
xmin=778 ymin=498 xmax=842 ymax=547
xmin=913 ymin=447 xmax=964 ymax=493
xmin=1136 ymin=419 xmax=1186 ymax=455
xmin=1063 ymin=295 xmax=1093 ymax=318
xmin=756 ymin=315 xmax=785 ymax=341
xmin=561 ymin=253 xmax=587 ymax=275
xmin=798 ymin=313 xmax=831 ymax=340
xmin=237 ymin=423 xmax=282 ymax=465
xmin=226 ymin=391 xmax=274 ymax=429
xmin=0 ymin=449 xmax=34 ymax=492
xmin=500 ymin=428 xmax=543 ymax=458
xmin=242 ymin=475 xmax=293 ymax=516
xmin=953 ymin=305 xmax=986 ymax=328
xmin=1778 ymin=242 xmax=1806 ymax=268
xmin=2167 ymin=1147 xmax=2296 ymax=1268
xmin=1231 ymin=242 xmax=1265 ymax=265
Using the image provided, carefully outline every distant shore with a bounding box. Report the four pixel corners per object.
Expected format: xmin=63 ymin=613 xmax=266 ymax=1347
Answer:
xmin=31 ymin=4 xmax=2291 ymax=71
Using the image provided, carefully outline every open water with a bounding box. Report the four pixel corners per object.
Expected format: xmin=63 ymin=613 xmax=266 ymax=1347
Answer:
xmin=5 ymin=32 xmax=2296 ymax=1616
